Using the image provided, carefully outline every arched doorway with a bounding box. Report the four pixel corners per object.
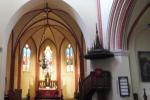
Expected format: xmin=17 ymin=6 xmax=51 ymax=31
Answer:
xmin=5 ymin=1 xmax=86 ymax=99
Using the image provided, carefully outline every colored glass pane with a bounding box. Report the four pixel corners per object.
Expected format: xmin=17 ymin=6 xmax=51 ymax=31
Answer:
xmin=22 ymin=44 xmax=31 ymax=72
xmin=44 ymin=46 xmax=53 ymax=74
xmin=66 ymin=44 xmax=74 ymax=72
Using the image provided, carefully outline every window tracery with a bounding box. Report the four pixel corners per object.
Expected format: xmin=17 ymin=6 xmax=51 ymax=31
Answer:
xmin=65 ymin=44 xmax=74 ymax=72
xmin=22 ymin=44 xmax=31 ymax=72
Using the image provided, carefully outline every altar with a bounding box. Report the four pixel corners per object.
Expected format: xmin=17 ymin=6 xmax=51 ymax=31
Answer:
xmin=35 ymin=89 xmax=62 ymax=100
xmin=35 ymin=73 xmax=63 ymax=100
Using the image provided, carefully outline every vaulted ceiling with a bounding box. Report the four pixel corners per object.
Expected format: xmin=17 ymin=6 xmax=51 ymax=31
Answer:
xmin=12 ymin=4 xmax=83 ymax=52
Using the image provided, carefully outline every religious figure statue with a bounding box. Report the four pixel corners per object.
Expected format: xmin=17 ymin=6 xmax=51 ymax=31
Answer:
xmin=45 ymin=72 xmax=51 ymax=87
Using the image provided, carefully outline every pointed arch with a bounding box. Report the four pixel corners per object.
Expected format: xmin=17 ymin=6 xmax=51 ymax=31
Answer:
xmin=107 ymin=0 xmax=137 ymax=50
xmin=127 ymin=3 xmax=150 ymax=49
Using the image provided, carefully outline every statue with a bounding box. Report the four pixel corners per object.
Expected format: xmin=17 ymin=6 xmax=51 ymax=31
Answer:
xmin=45 ymin=72 xmax=51 ymax=87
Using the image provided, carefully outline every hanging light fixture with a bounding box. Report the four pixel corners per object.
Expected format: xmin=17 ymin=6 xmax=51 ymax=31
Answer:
xmin=40 ymin=53 xmax=47 ymax=69
xmin=39 ymin=0 xmax=49 ymax=70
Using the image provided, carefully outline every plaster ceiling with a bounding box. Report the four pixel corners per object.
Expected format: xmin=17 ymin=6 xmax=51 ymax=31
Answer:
xmin=12 ymin=3 xmax=83 ymax=50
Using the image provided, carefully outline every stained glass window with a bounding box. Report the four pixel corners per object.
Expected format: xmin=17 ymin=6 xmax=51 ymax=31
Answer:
xmin=22 ymin=44 xmax=31 ymax=72
xmin=66 ymin=44 xmax=74 ymax=72
xmin=44 ymin=46 xmax=53 ymax=74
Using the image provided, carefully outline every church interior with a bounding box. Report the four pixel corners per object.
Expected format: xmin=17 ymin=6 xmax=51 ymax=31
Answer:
xmin=6 ymin=4 xmax=85 ymax=99
xmin=0 ymin=0 xmax=150 ymax=100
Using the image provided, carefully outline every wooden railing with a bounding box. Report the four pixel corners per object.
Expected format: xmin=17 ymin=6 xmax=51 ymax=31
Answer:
xmin=78 ymin=69 xmax=111 ymax=100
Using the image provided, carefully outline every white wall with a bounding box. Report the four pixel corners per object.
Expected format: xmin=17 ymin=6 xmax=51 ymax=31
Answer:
xmin=0 ymin=48 xmax=3 ymax=99
xmin=129 ymin=27 xmax=150 ymax=100
xmin=100 ymin=0 xmax=113 ymax=49
xmin=64 ymin=0 xmax=98 ymax=48
xmin=126 ymin=0 xmax=150 ymax=35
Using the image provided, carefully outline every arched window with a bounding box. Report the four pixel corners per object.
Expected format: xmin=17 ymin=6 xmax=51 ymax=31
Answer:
xmin=22 ymin=44 xmax=31 ymax=72
xmin=44 ymin=46 xmax=53 ymax=74
xmin=66 ymin=44 xmax=74 ymax=72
